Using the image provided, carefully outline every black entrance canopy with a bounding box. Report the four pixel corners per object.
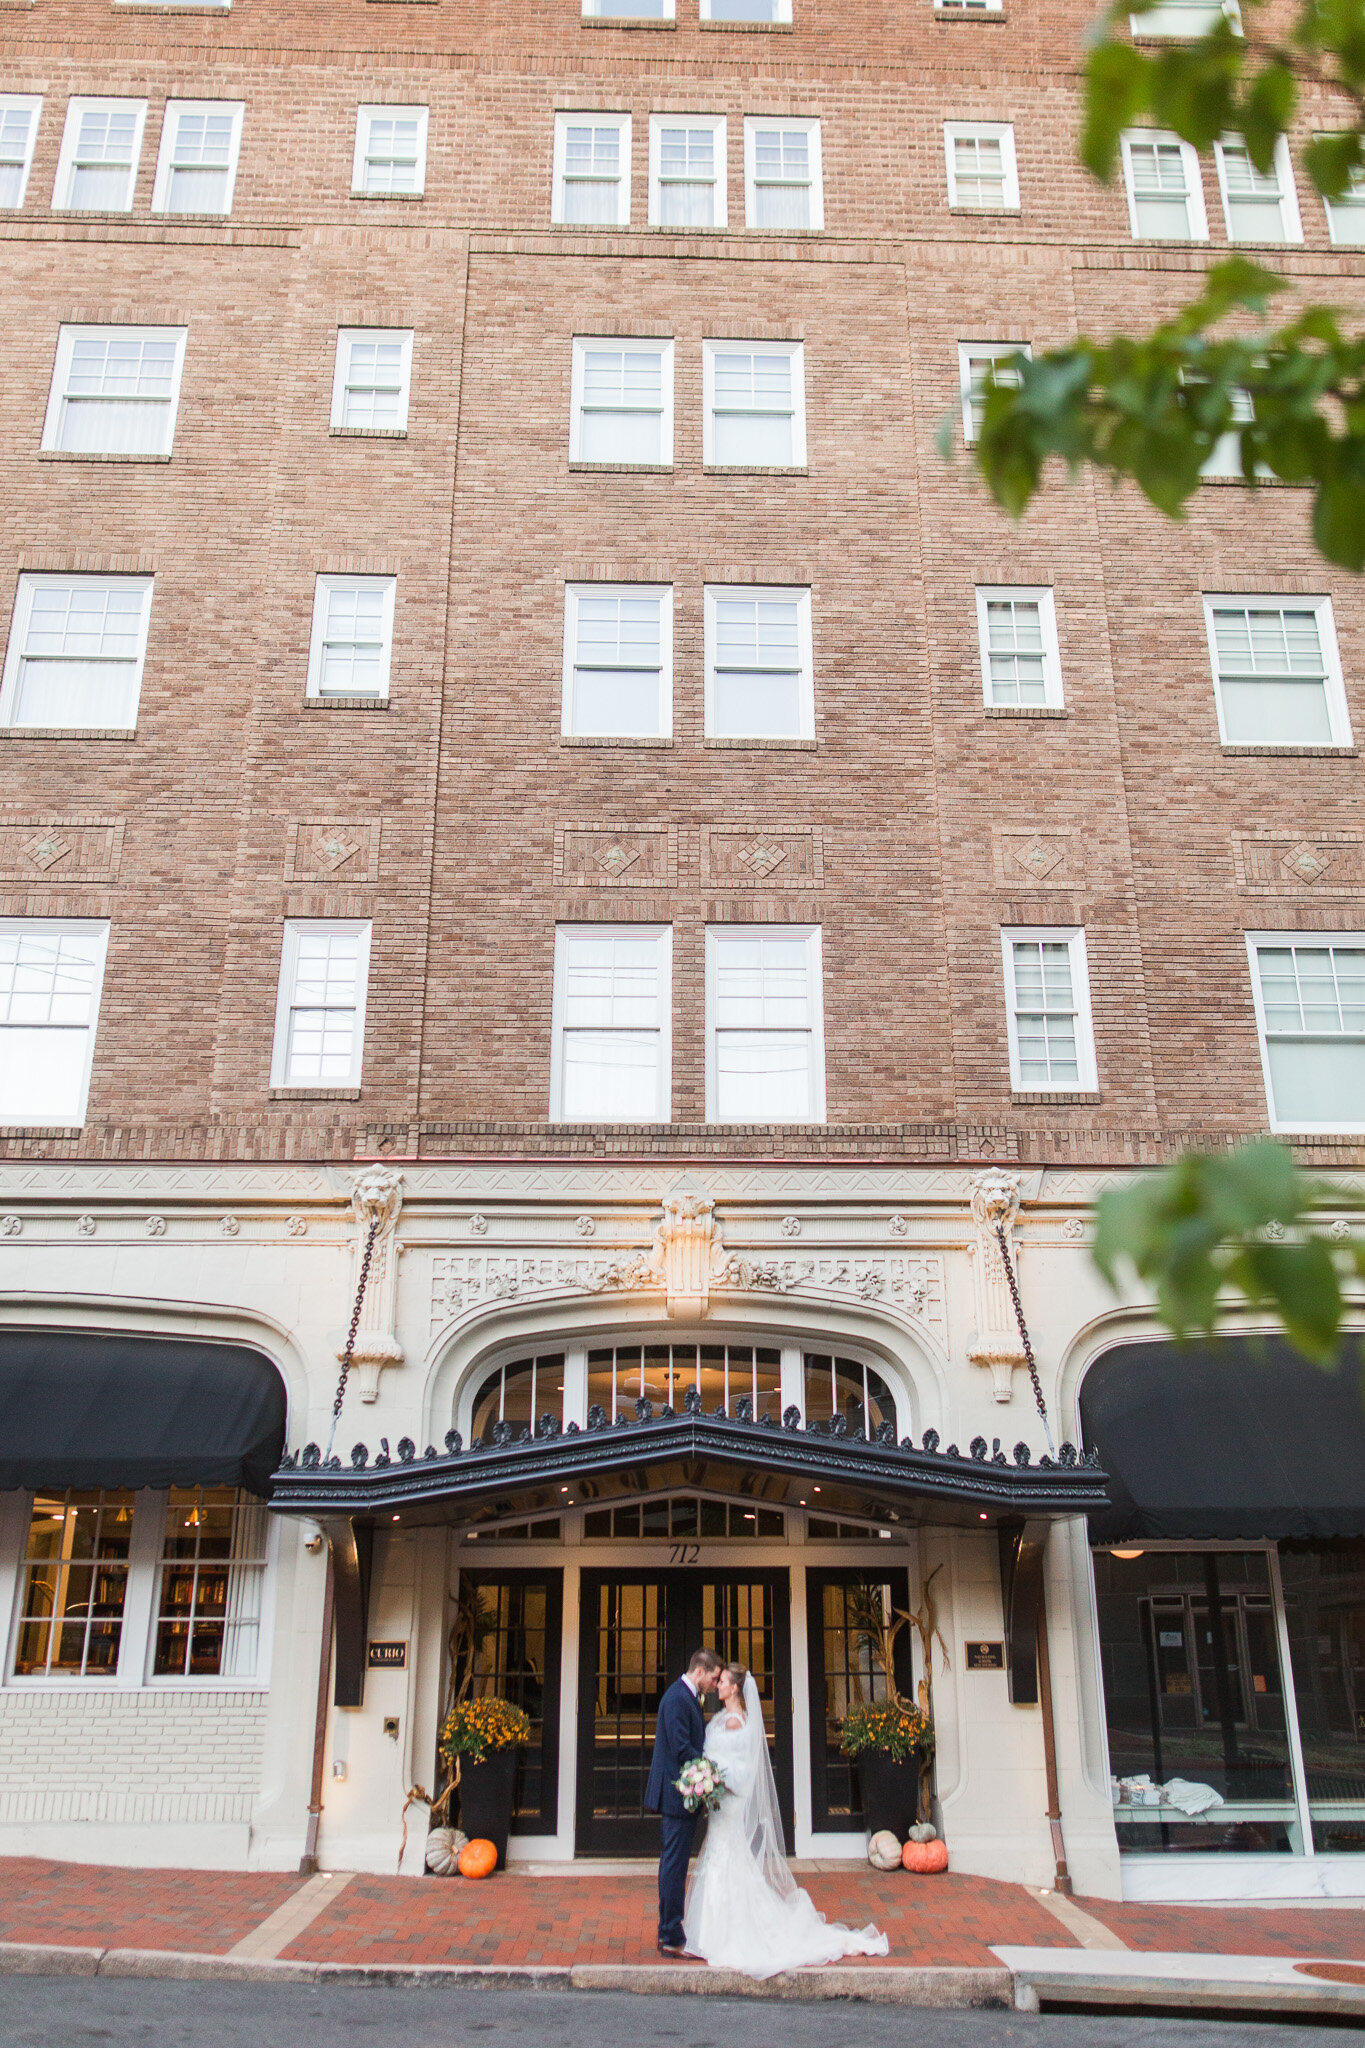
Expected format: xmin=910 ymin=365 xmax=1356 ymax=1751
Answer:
xmin=1081 ymin=1336 xmax=1365 ymax=1544
xmin=0 ymin=1330 xmax=288 ymax=1496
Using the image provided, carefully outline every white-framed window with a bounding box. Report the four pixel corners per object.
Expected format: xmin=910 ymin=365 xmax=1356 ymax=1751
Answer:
xmin=702 ymin=340 xmax=805 ymax=466
xmin=958 ymin=340 xmax=1030 ymax=444
xmin=1202 ymin=594 xmax=1349 ymax=747
xmin=1193 ymin=380 xmax=1257 ymax=478
xmin=1214 ymin=134 xmax=1302 ymax=242
xmin=352 ymin=105 xmax=428 ymax=197
xmin=1129 ymin=0 xmax=1240 ymax=37
xmin=562 ymin=583 xmax=672 ymax=737
xmin=52 ymin=98 xmax=147 ymax=212
xmin=0 ymin=575 xmax=153 ymax=730
xmin=648 ymin=114 xmax=726 ymax=227
xmin=706 ymin=925 xmax=825 ymax=1123
xmin=583 ymin=0 xmax=674 ymax=15
xmin=305 ymin=575 xmax=396 ymax=700
xmin=975 ymin=586 xmax=1063 ymax=708
xmin=1320 ymin=139 xmax=1365 ymax=244
xmin=553 ymin=113 xmax=632 ymax=226
xmin=8 ymin=1485 xmax=271 ymax=1686
xmin=744 ymin=117 xmax=823 ymax=231
xmin=943 ymin=122 xmax=1018 ymax=210
xmin=0 ymin=95 xmax=41 ymax=208
xmin=0 ymin=919 xmax=109 ymax=1126
xmin=42 ymin=326 xmax=187 ymax=456
xmin=271 ymin=920 xmax=372 ymax=1088
xmin=1248 ymin=935 xmax=1365 ymax=1133
xmin=550 ymin=924 xmax=672 ymax=1122
xmin=331 ymin=330 xmax=414 ymax=432
xmin=570 ymin=337 xmax=674 ymax=464
xmin=1120 ymin=130 xmax=1208 ymax=239
xmin=935 ymin=0 xmax=1003 ymax=11
xmin=701 ymin=0 xmax=792 ymax=18
xmin=704 ymin=584 xmax=813 ymax=738
xmin=1001 ymin=928 xmax=1098 ymax=1092
xmin=151 ymin=101 xmax=244 ymax=215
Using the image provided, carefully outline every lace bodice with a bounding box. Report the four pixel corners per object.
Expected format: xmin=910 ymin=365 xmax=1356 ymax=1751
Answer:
xmin=703 ymin=1712 xmax=755 ymax=1798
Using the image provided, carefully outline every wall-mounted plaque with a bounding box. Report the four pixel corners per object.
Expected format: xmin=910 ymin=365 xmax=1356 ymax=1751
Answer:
xmin=965 ymin=1640 xmax=1005 ymax=1671
xmin=367 ymin=1639 xmax=407 ymax=1669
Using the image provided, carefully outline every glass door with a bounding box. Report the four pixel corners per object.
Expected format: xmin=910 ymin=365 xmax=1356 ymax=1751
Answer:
xmin=804 ymin=1567 xmax=913 ymax=1834
xmin=454 ymin=1570 xmax=563 ymax=1836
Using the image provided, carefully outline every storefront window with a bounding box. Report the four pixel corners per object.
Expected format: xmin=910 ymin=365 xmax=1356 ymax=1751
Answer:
xmin=1280 ymin=1542 xmax=1365 ymax=1851
xmin=1093 ymin=1548 xmax=1301 ymax=1853
xmin=14 ymin=1489 xmax=134 ymax=1677
xmin=586 ymin=1343 xmax=782 ymax=1421
xmin=803 ymin=1354 xmax=897 ymax=1438
xmin=153 ymin=1487 xmax=268 ymax=1679
xmin=470 ymin=1354 xmax=566 ymax=1441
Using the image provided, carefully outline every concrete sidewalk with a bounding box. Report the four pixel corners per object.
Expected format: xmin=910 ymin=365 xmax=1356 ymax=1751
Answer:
xmin=0 ymin=1858 xmax=1361 ymax=2018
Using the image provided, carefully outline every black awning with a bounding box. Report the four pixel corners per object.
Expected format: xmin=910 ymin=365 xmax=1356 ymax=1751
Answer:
xmin=0 ymin=1331 xmax=288 ymax=1496
xmin=1081 ymin=1337 xmax=1365 ymax=1543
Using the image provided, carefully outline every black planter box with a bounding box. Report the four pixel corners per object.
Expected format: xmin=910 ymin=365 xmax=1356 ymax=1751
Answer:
xmin=856 ymin=1748 xmax=917 ymax=1842
xmin=457 ymin=1748 xmax=519 ymax=1870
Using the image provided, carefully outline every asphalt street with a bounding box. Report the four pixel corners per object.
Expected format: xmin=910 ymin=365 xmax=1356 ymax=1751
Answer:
xmin=0 ymin=1980 xmax=1346 ymax=2048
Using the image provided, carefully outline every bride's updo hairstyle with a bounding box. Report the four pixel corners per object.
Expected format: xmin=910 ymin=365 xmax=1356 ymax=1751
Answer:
xmin=722 ymin=1663 xmax=750 ymax=1707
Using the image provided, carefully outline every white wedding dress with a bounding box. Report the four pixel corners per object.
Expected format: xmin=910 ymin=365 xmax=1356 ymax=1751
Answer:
xmin=683 ymin=1674 xmax=890 ymax=1978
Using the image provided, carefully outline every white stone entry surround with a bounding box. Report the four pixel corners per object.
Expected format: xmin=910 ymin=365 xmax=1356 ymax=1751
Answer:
xmin=0 ymin=1157 xmax=1359 ymax=1898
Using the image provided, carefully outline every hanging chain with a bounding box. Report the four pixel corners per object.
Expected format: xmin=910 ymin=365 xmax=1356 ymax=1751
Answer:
xmin=323 ymin=1215 xmax=381 ymax=1463
xmin=995 ymin=1221 xmax=1055 ymax=1454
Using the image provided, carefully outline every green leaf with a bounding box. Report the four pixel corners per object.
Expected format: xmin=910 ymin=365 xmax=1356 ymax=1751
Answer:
xmin=1304 ymin=127 xmax=1365 ymax=202
xmin=1239 ymin=63 xmax=1298 ymax=174
xmin=1083 ymin=42 xmax=1150 ymax=181
xmin=1313 ymin=471 xmax=1365 ymax=570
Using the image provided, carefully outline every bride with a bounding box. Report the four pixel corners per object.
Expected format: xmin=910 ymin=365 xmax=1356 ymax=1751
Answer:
xmin=683 ymin=1664 xmax=890 ymax=1978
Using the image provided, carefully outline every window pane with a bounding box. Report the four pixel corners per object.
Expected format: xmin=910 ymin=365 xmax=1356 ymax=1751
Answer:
xmin=563 ymin=1030 xmax=660 ymax=1118
xmin=715 ymin=1030 xmax=812 ymax=1119
xmin=154 ymin=1487 xmax=266 ymax=1678
xmin=319 ymin=584 xmax=387 ymax=695
xmin=1219 ymin=679 xmax=1332 ymax=744
xmin=580 ymin=410 xmax=662 ymax=462
xmin=579 ymin=349 xmax=664 ymax=462
xmin=342 ymin=340 xmax=406 ymax=429
xmin=572 ymin=593 xmax=662 ymax=732
xmin=70 ymin=107 xmax=138 ymax=208
xmin=709 ymin=0 xmax=781 ymax=14
xmin=986 ymin=598 xmax=1047 ymax=703
xmin=953 ymin=134 xmax=1005 ymax=206
xmin=15 ymin=1490 xmax=134 ymax=1677
xmin=60 ymin=333 xmax=177 ymax=453
xmin=364 ymin=115 xmax=422 ymax=194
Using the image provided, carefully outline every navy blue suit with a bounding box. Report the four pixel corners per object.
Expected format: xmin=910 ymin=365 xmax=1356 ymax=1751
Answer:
xmin=645 ymin=1675 xmax=707 ymax=1949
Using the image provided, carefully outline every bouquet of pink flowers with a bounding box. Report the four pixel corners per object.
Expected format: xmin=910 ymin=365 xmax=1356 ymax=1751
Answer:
xmin=674 ymin=1756 xmax=728 ymax=1813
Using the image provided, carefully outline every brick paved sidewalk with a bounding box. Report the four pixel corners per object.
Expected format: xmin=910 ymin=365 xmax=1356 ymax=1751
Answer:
xmin=0 ymin=1858 xmax=1361 ymax=1972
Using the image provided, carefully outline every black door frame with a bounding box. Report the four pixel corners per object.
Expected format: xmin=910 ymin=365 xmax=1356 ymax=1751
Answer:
xmin=805 ymin=1565 xmax=912 ymax=1834
xmin=456 ymin=1567 xmax=563 ymax=1837
xmin=576 ymin=1567 xmax=794 ymax=1857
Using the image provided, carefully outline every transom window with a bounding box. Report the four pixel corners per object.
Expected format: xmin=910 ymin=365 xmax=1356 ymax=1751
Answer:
xmin=649 ymin=115 xmax=726 ymax=227
xmin=703 ymin=341 xmax=805 ymax=466
xmin=586 ymin=1342 xmax=783 ymax=1421
xmin=1249 ymin=938 xmax=1365 ymax=1132
xmin=271 ymin=920 xmax=371 ymax=1088
xmin=585 ymin=1498 xmax=785 ymax=1539
xmin=154 ymin=1489 xmax=269 ymax=1678
xmin=151 ymin=101 xmax=244 ymax=215
xmin=1215 ymin=136 xmax=1301 ymax=242
xmin=471 ymin=1353 xmax=568 ymax=1439
xmin=54 ymin=98 xmax=147 ymax=212
xmin=706 ymin=924 xmax=825 ymax=1122
xmin=562 ymin=584 xmax=672 ymax=736
xmin=975 ymin=586 xmax=1063 ymax=708
xmin=1 ymin=574 xmax=153 ymax=730
xmin=0 ymin=95 xmax=41 ymax=208
xmin=43 ymin=326 xmax=187 ymax=457
xmin=1121 ymin=131 xmax=1207 ymax=239
xmin=958 ymin=341 xmax=1030 ymax=444
xmin=306 ymin=574 xmax=396 ymax=699
xmin=1203 ymin=595 xmax=1347 ymax=748
xmin=1001 ymin=928 xmax=1098 ymax=1092
xmin=352 ymin=105 xmax=428 ymax=197
xmin=944 ymin=123 xmax=1018 ymax=210
xmin=0 ymin=920 xmax=109 ymax=1127
xmin=570 ymin=338 xmax=674 ymax=464
xmin=704 ymin=585 xmax=813 ymax=737
xmin=802 ymin=1354 xmax=898 ymax=1438
xmin=15 ymin=1490 xmax=134 ymax=1678
xmin=551 ymin=924 xmax=672 ymax=1122
xmin=331 ymin=330 xmax=413 ymax=432
xmin=745 ymin=118 xmax=822 ymax=231
xmin=553 ymin=113 xmax=631 ymax=227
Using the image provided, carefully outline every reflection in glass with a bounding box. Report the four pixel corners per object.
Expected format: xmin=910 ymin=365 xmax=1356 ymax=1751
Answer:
xmin=1281 ymin=1542 xmax=1365 ymax=1852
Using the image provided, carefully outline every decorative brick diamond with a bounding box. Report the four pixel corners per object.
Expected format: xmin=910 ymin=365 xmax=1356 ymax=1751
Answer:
xmin=24 ymin=831 xmax=72 ymax=872
xmin=1015 ymin=839 xmax=1063 ymax=882
xmin=595 ymin=843 xmax=639 ymax=877
xmin=1282 ymin=841 xmax=1330 ymax=885
xmin=736 ymin=842 xmax=788 ymax=878
xmin=313 ymin=830 xmax=361 ymax=872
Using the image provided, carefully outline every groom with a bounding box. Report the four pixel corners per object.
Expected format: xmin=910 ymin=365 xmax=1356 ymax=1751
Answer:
xmin=645 ymin=1646 xmax=722 ymax=1956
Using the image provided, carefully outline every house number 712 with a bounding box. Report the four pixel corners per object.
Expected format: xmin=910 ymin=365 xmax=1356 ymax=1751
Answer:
xmin=669 ymin=1544 xmax=701 ymax=1564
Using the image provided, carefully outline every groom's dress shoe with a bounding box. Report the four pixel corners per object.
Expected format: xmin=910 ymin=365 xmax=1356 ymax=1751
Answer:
xmin=657 ymin=1943 xmax=696 ymax=1958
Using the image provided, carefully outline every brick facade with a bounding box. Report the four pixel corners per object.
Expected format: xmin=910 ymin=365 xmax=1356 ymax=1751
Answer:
xmin=1 ymin=0 xmax=1362 ymax=1168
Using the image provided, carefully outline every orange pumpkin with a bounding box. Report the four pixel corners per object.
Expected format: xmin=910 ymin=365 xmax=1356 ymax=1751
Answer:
xmin=902 ymin=1837 xmax=949 ymax=1874
xmin=458 ymin=1838 xmax=498 ymax=1879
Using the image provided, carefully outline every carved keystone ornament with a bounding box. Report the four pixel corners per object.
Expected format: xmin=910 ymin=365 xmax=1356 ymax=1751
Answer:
xmin=343 ymin=1166 xmax=405 ymax=1401
xmin=967 ymin=1170 xmax=1028 ymax=1403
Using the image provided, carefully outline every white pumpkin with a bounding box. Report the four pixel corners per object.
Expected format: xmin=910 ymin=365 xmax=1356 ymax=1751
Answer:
xmin=867 ymin=1829 xmax=903 ymax=1871
xmin=425 ymin=1826 xmax=468 ymax=1875
xmin=907 ymin=1822 xmax=938 ymax=1844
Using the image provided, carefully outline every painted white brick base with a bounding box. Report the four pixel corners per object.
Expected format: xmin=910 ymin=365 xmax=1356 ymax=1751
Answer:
xmin=0 ymin=1690 xmax=268 ymax=1826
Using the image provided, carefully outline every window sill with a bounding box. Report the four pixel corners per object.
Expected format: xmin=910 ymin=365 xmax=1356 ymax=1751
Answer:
xmin=581 ymin=13 xmax=678 ymax=24
xmin=699 ymin=15 xmax=794 ymax=26
xmin=934 ymin=8 xmax=1007 ymax=20
xmin=569 ymin=460 xmax=673 ymax=473
xmin=948 ymin=205 xmax=1021 ymax=218
xmin=269 ymin=1087 xmax=362 ymax=1101
xmin=1011 ymin=1090 xmax=1102 ymax=1105
xmin=37 ymin=450 xmax=172 ymax=463
xmin=703 ymin=735 xmax=818 ymax=750
xmin=984 ymin=704 xmax=1068 ymax=719
xmin=0 ymin=1124 xmax=84 ymax=1137
xmin=1221 ymin=743 xmax=1358 ymax=757
xmin=329 ymin=427 xmax=408 ymax=439
xmin=703 ymin=463 xmax=808 ymax=476
xmin=2 ymin=725 xmax=136 ymax=740
xmin=560 ymin=733 xmax=673 ymax=747
xmin=303 ymin=694 xmax=391 ymax=710
xmin=350 ymin=191 xmax=426 ymax=202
